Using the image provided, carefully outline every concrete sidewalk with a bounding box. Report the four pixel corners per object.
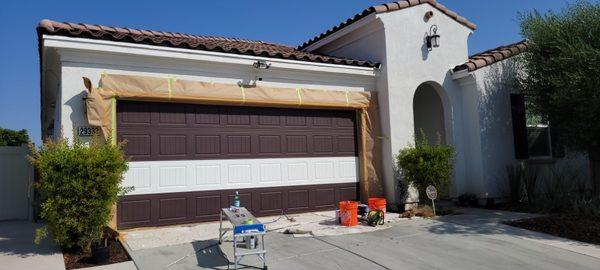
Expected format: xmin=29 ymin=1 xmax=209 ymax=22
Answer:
xmin=0 ymin=221 xmax=65 ymax=270
xmin=126 ymin=208 xmax=600 ymax=270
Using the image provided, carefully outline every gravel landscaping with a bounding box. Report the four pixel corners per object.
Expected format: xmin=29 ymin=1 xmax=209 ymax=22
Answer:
xmin=506 ymin=215 xmax=600 ymax=245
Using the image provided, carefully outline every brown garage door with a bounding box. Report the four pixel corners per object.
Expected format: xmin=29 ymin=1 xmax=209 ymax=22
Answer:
xmin=116 ymin=101 xmax=359 ymax=228
xmin=117 ymin=101 xmax=358 ymax=161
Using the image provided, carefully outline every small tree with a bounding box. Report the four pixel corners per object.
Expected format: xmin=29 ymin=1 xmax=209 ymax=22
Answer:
xmin=396 ymin=130 xmax=455 ymax=195
xmin=30 ymin=137 xmax=128 ymax=250
xmin=518 ymin=1 xmax=600 ymax=195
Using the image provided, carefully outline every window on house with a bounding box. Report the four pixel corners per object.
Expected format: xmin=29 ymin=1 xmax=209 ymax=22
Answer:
xmin=510 ymin=93 xmax=560 ymax=159
xmin=527 ymin=125 xmax=551 ymax=157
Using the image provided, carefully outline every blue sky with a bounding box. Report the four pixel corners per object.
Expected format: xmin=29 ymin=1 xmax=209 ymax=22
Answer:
xmin=0 ymin=0 xmax=578 ymax=145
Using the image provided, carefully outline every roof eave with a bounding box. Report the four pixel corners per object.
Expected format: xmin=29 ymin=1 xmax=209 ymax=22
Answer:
xmin=297 ymin=0 xmax=477 ymax=50
xmin=41 ymin=34 xmax=379 ymax=77
xmin=301 ymin=13 xmax=377 ymax=53
xmin=37 ymin=19 xmax=379 ymax=69
xmin=452 ymin=39 xmax=529 ymax=74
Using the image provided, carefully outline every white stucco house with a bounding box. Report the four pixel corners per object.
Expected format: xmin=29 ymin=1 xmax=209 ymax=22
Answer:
xmin=38 ymin=0 xmax=578 ymax=229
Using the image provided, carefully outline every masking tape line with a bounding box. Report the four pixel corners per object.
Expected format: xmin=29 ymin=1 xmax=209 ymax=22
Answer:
xmin=296 ymin=87 xmax=302 ymax=106
xmin=345 ymin=90 xmax=350 ymax=107
xmin=240 ymin=85 xmax=246 ymax=104
xmin=167 ymin=76 xmax=177 ymax=100
xmin=111 ymin=97 xmax=117 ymax=145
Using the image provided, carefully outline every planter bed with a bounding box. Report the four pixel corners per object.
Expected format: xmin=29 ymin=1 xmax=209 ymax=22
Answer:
xmin=63 ymin=228 xmax=131 ymax=270
xmin=505 ymin=215 xmax=600 ymax=245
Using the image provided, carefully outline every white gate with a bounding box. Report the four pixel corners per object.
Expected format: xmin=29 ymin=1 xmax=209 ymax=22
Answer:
xmin=0 ymin=145 xmax=33 ymax=221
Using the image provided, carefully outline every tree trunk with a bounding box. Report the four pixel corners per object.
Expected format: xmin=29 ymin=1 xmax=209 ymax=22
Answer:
xmin=589 ymin=149 xmax=600 ymax=197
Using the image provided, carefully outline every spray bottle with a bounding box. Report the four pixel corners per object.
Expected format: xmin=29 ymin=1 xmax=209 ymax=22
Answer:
xmin=233 ymin=191 xmax=240 ymax=207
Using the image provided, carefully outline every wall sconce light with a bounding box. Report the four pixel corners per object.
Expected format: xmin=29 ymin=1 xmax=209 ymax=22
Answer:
xmin=252 ymin=60 xmax=271 ymax=69
xmin=426 ymin=25 xmax=440 ymax=51
xmin=424 ymin=11 xmax=434 ymax=21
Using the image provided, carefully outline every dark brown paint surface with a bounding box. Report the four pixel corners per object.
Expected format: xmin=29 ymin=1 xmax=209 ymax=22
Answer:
xmin=117 ymin=183 xmax=359 ymax=229
xmin=117 ymin=101 xmax=358 ymax=161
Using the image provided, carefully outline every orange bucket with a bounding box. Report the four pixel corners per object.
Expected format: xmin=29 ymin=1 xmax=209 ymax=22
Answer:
xmin=368 ymin=197 xmax=387 ymax=213
xmin=339 ymin=201 xmax=358 ymax=227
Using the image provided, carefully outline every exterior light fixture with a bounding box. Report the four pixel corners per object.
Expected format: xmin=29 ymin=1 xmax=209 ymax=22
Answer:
xmin=252 ymin=60 xmax=271 ymax=69
xmin=426 ymin=25 xmax=440 ymax=51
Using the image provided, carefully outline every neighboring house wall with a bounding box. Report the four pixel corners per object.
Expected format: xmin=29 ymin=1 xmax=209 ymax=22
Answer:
xmin=0 ymin=145 xmax=34 ymax=221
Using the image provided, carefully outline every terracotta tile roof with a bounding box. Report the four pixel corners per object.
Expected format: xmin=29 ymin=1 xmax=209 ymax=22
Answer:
xmin=298 ymin=0 xmax=477 ymax=50
xmin=37 ymin=19 xmax=378 ymax=68
xmin=453 ymin=40 xmax=529 ymax=72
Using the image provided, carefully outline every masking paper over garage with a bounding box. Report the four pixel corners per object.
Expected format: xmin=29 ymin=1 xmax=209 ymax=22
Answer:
xmin=82 ymin=73 xmax=384 ymax=199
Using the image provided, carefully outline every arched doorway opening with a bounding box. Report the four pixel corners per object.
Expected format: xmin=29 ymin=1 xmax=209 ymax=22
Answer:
xmin=413 ymin=82 xmax=447 ymax=145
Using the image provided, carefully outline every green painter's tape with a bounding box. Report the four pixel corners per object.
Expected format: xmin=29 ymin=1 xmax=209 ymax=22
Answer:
xmin=240 ymin=85 xmax=246 ymax=104
xmin=345 ymin=90 xmax=350 ymax=107
xmin=296 ymin=87 xmax=302 ymax=106
xmin=167 ymin=76 xmax=177 ymax=100
xmin=111 ymin=97 xmax=117 ymax=145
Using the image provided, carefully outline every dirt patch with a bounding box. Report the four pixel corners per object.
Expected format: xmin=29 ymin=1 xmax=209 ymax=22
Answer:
xmin=506 ymin=215 xmax=600 ymax=245
xmin=401 ymin=205 xmax=435 ymax=218
xmin=63 ymin=233 xmax=130 ymax=269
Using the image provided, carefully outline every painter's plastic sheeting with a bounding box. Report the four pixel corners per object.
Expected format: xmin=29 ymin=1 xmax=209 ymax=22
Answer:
xmin=82 ymin=73 xmax=384 ymax=199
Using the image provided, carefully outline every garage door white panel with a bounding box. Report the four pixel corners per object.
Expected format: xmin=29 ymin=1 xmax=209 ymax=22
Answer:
xmin=123 ymin=157 xmax=358 ymax=195
xmin=339 ymin=161 xmax=357 ymax=179
xmin=195 ymin=165 xmax=221 ymax=186
xmin=159 ymin=167 xmax=186 ymax=187
xmin=227 ymin=164 xmax=252 ymax=184
xmin=287 ymin=162 xmax=309 ymax=182
xmin=314 ymin=162 xmax=335 ymax=180
xmin=123 ymin=167 xmax=151 ymax=189
xmin=259 ymin=163 xmax=282 ymax=183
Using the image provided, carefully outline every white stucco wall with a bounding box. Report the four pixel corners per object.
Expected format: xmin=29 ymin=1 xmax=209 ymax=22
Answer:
xmin=310 ymin=4 xmax=473 ymax=206
xmin=378 ymin=5 xmax=473 ymax=204
xmin=47 ymin=39 xmax=375 ymax=144
xmin=470 ymin=60 xmax=519 ymax=197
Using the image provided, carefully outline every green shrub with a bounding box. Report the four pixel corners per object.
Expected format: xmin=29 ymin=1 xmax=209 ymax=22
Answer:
xmin=0 ymin=127 xmax=30 ymax=146
xmin=503 ymin=164 xmax=525 ymax=204
xmin=501 ymin=161 xmax=599 ymax=215
xmin=457 ymin=193 xmax=478 ymax=207
xmin=571 ymin=197 xmax=600 ymax=217
xmin=396 ymin=130 xmax=455 ymax=194
xmin=29 ymin=137 xmax=128 ymax=250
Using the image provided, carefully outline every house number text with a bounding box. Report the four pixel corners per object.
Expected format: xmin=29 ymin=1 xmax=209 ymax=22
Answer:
xmin=77 ymin=126 xmax=100 ymax=137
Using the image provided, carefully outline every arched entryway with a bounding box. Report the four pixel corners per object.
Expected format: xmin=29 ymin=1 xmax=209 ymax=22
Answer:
xmin=413 ymin=82 xmax=447 ymax=145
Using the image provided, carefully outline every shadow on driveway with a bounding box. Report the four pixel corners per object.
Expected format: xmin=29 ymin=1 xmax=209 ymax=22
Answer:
xmin=0 ymin=221 xmax=65 ymax=270
xmin=428 ymin=208 xmax=600 ymax=251
xmin=192 ymin=240 xmax=229 ymax=270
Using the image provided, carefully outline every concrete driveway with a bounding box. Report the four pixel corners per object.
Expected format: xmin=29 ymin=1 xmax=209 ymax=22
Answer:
xmin=0 ymin=221 xmax=65 ymax=270
xmin=127 ymin=208 xmax=600 ymax=270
